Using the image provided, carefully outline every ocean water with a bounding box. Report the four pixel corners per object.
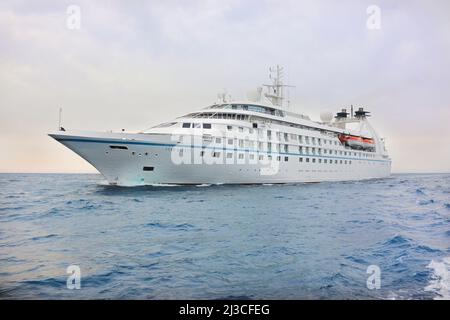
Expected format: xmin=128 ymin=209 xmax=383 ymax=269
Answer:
xmin=0 ymin=173 xmax=449 ymax=300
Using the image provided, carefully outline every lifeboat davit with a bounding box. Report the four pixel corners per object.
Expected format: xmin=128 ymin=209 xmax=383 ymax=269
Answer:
xmin=338 ymin=134 xmax=374 ymax=150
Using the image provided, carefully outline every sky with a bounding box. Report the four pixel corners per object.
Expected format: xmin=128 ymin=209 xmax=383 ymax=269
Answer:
xmin=0 ymin=0 xmax=449 ymax=173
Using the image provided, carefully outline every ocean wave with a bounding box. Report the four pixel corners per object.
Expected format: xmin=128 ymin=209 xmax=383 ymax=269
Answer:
xmin=65 ymin=199 xmax=101 ymax=210
xmin=415 ymin=245 xmax=441 ymax=253
xmin=345 ymin=256 xmax=367 ymax=264
xmin=383 ymin=235 xmax=411 ymax=246
xmin=0 ymin=206 xmax=26 ymax=212
xmin=4 ymin=195 xmax=21 ymax=199
xmin=425 ymin=257 xmax=450 ymax=300
xmin=418 ymin=199 xmax=435 ymax=206
xmin=30 ymin=234 xmax=59 ymax=241
xmin=416 ymin=188 xmax=426 ymax=195
xmin=21 ymin=277 xmax=63 ymax=289
xmin=144 ymin=222 xmax=196 ymax=231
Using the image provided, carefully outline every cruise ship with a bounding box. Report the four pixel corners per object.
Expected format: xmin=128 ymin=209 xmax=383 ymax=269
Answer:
xmin=49 ymin=66 xmax=391 ymax=186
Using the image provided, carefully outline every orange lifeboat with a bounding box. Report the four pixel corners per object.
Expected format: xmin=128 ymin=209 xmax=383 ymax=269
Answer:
xmin=362 ymin=138 xmax=374 ymax=146
xmin=339 ymin=134 xmax=374 ymax=150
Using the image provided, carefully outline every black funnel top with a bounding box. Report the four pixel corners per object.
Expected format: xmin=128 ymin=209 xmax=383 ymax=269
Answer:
xmin=354 ymin=107 xmax=370 ymax=118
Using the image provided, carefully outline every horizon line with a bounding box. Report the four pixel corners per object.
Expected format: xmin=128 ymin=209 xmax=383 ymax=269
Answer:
xmin=0 ymin=171 xmax=449 ymax=175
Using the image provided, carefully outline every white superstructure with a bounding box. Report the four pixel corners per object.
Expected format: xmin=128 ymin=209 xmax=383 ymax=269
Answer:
xmin=49 ymin=66 xmax=391 ymax=186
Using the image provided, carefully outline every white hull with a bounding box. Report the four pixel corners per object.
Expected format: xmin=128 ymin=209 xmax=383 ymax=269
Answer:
xmin=49 ymin=130 xmax=391 ymax=186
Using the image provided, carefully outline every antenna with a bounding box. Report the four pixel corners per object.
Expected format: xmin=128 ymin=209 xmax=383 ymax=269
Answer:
xmin=262 ymin=65 xmax=295 ymax=108
xmin=58 ymin=107 xmax=62 ymax=131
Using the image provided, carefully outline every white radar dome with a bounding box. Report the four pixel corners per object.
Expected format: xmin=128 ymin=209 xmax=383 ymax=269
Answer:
xmin=320 ymin=111 xmax=333 ymax=123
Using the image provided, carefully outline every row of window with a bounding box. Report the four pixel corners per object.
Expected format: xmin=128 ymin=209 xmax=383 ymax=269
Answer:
xmin=185 ymin=123 xmax=333 ymax=146
xmin=181 ymin=123 xmax=371 ymax=154
xmin=265 ymin=130 xmax=335 ymax=146
xmin=196 ymin=139 xmax=374 ymax=158
xmin=207 ymin=104 xmax=285 ymax=117
xmin=183 ymin=107 xmax=333 ymax=137
xmin=183 ymin=122 xmax=212 ymax=129
xmin=197 ymin=151 xmax=357 ymax=165
xmin=299 ymin=157 xmax=352 ymax=165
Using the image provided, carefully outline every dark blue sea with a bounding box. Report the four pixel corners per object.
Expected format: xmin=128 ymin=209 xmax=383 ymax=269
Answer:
xmin=0 ymin=173 xmax=449 ymax=299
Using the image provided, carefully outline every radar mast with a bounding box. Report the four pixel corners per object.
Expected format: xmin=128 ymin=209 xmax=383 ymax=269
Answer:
xmin=263 ymin=65 xmax=294 ymax=108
